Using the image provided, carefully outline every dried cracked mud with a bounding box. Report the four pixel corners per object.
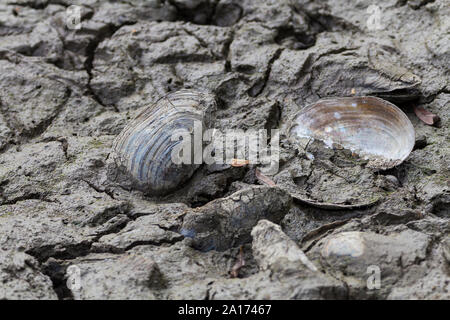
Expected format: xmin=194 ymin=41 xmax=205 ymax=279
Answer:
xmin=0 ymin=0 xmax=449 ymax=300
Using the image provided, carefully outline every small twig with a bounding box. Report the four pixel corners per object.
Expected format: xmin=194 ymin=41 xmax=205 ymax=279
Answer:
xmin=230 ymin=246 xmax=245 ymax=278
xmin=255 ymin=169 xmax=276 ymax=187
xmin=303 ymin=137 xmax=312 ymax=153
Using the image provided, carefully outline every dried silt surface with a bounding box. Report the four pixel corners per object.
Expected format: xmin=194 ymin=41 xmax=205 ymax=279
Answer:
xmin=0 ymin=0 xmax=449 ymax=300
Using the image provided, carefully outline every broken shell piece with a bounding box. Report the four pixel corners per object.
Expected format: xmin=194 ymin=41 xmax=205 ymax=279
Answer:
xmin=292 ymin=194 xmax=382 ymax=210
xmin=289 ymin=97 xmax=415 ymax=169
xmin=413 ymin=106 xmax=440 ymax=126
xmin=230 ymin=158 xmax=250 ymax=167
xmin=321 ymin=231 xmax=365 ymax=258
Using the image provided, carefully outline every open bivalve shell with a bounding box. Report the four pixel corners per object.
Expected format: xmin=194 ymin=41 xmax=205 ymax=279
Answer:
xmin=289 ymin=96 xmax=415 ymax=169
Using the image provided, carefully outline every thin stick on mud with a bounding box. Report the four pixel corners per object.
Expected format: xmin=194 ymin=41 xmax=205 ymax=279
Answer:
xmin=230 ymin=246 xmax=245 ymax=278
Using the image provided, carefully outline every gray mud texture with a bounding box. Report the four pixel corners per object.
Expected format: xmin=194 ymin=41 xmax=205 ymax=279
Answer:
xmin=0 ymin=0 xmax=449 ymax=300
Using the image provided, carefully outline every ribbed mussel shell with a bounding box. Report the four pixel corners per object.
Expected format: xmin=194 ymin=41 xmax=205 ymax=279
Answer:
xmin=112 ymin=90 xmax=216 ymax=195
xmin=289 ymin=97 xmax=415 ymax=169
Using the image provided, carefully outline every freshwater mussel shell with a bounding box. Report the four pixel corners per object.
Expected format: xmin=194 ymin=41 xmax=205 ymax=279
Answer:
xmin=112 ymin=89 xmax=216 ymax=195
xmin=289 ymin=96 xmax=415 ymax=169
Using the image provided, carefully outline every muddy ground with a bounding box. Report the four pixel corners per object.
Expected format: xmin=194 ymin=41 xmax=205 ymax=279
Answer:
xmin=0 ymin=0 xmax=448 ymax=299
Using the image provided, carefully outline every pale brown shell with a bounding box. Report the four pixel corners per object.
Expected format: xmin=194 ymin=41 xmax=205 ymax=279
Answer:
xmin=289 ymin=96 xmax=415 ymax=169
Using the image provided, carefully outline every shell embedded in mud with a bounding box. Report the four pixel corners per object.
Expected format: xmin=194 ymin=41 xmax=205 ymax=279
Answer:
xmin=321 ymin=232 xmax=366 ymax=258
xmin=289 ymin=96 xmax=415 ymax=169
xmin=112 ymin=89 xmax=216 ymax=195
